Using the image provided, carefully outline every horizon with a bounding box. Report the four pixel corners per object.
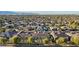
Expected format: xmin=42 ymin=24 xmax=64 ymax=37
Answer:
xmin=0 ymin=11 xmax=79 ymax=15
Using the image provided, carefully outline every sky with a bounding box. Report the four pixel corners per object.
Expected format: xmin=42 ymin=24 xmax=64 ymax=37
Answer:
xmin=0 ymin=0 xmax=79 ymax=11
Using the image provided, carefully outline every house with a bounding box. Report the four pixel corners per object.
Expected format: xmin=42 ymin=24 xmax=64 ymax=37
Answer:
xmin=4 ymin=29 xmax=18 ymax=39
xmin=0 ymin=32 xmax=6 ymax=38
xmin=50 ymin=26 xmax=58 ymax=31
xmin=5 ymin=23 xmax=14 ymax=29
xmin=56 ymin=32 xmax=71 ymax=41
xmin=51 ymin=31 xmax=71 ymax=41
xmin=36 ymin=26 xmax=43 ymax=32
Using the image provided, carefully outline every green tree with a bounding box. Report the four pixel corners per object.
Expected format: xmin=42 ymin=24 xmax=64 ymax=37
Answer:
xmin=0 ymin=28 xmax=5 ymax=32
xmin=71 ymin=36 xmax=79 ymax=45
xmin=68 ymin=20 xmax=78 ymax=29
xmin=56 ymin=37 xmax=65 ymax=44
xmin=0 ymin=37 xmax=7 ymax=44
xmin=47 ymin=33 xmax=54 ymax=42
xmin=42 ymin=37 xmax=49 ymax=44
xmin=27 ymin=36 xmax=33 ymax=44
xmin=9 ymin=35 xmax=21 ymax=44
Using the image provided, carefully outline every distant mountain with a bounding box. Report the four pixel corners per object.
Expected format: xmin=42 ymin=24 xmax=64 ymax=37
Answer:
xmin=0 ymin=11 xmax=39 ymax=15
xmin=0 ymin=11 xmax=16 ymax=15
xmin=16 ymin=12 xmax=39 ymax=15
xmin=28 ymin=11 xmax=79 ymax=15
xmin=0 ymin=11 xmax=79 ymax=15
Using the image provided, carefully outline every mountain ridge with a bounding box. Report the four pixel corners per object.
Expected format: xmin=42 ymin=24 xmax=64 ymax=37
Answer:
xmin=0 ymin=11 xmax=79 ymax=15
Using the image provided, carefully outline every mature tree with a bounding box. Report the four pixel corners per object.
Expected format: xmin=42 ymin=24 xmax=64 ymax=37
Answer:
xmin=68 ymin=20 xmax=78 ymax=29
xmin=26 ymin=36 xmax=33 ymax=44
xmin=42 ymin=37 xmax=49 ymax=44
xmin=9 ymin=35 xmax=21 ymax=44
xmin=0 ymin=28 xmax=5 ymax=32
xmin=71 ymin=35 xmax=79 ymax=45
xmin=0 ymin=37 xmax=7 ymax=44
xmin=56 ymin=37 xmax=65 ymax=45
xmin=47 ymin=33 xmax=54 ymax=42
